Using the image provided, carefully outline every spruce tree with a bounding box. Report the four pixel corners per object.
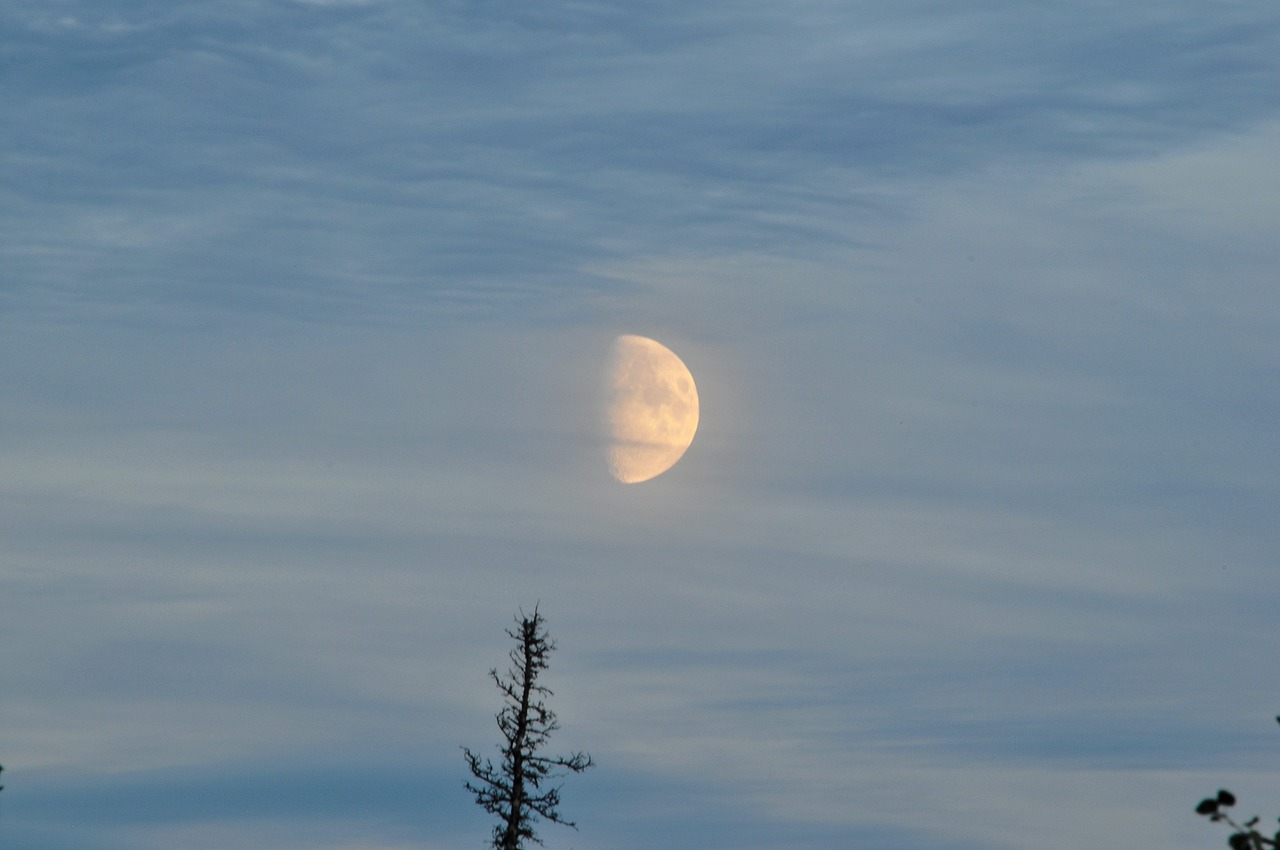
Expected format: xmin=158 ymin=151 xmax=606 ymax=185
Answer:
xmin=463 ymin=607 xmax=592 ymax=849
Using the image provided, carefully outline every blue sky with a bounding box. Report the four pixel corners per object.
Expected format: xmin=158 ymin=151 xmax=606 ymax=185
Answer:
xmin=3 ymin=1 xmax=1280 ymax=848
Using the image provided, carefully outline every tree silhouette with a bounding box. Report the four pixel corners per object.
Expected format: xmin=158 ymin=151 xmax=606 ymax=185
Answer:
xmin=463 ymin=606 xmax=593 ymax=850
xmin=1194 ymin=717 xmax=1280 ymax=849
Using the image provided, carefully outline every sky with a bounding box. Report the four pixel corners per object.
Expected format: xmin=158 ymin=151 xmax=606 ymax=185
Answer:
xmin=2 ymin=1 xmax=1280 ymax=848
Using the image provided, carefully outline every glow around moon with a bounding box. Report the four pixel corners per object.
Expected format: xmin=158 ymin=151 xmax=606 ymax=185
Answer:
xmin=607 ymin=334 xmax=700 ymax=484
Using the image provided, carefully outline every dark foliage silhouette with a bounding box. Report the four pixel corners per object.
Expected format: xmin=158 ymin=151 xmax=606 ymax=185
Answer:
xmin=1194 ymin=717 xmax=1280 ymax=849
xmin=463 ymin=606 xmax=593 ymax=849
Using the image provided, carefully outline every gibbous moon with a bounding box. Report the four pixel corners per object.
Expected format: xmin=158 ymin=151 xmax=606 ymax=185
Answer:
xmin=607 ymin=334 xmax=699 ymax=484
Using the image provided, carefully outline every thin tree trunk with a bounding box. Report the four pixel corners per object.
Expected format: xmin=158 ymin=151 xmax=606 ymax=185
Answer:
xmin=500 ymin=621 xmax=536 ymax=850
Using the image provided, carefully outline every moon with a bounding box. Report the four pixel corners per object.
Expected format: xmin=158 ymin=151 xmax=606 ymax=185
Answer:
xmin=607 ymin=334 xmax=700 ymax=484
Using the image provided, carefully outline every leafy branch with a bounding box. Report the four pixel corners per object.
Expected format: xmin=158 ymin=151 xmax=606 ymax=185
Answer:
xmin=1194 ymin=717 xmax=1280 ymax=850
